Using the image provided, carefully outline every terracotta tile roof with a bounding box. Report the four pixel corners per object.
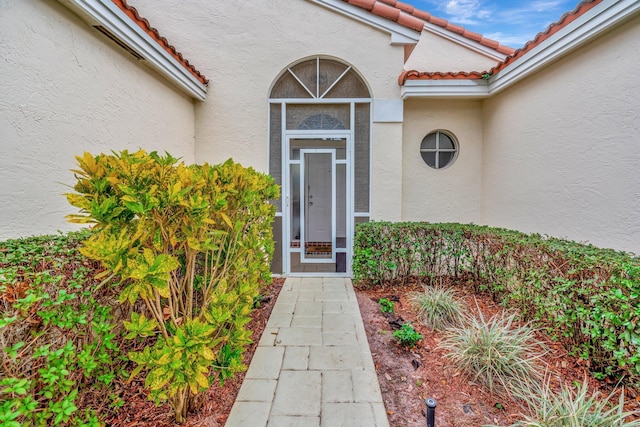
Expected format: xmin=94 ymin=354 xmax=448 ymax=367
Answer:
xmin=340 ymin=0 xmax=515 ymax=55
xmin=111 ymin=0 xmax=208 ymax=85
xmin=400 ymin=0 xmax=603 ymax=84
xmin=488 ymin=0 xmax=602 ymax=76
xmin=398 ymin=70 xmax=485 ymax=84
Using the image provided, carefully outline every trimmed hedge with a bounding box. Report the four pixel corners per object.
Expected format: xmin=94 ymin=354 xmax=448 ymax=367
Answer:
xmin=353 ymin=222 xmax=640 ymax=384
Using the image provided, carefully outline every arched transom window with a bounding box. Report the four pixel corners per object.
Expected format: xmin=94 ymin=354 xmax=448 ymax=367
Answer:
xmin=270 ymin=57 xmax=370 ymax=100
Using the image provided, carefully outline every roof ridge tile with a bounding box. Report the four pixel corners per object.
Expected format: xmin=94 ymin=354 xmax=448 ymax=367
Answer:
xmin=489 ymin=0 xmax=602 ymax=75
xmin=340 ymin=0 xmax=515 ymax=55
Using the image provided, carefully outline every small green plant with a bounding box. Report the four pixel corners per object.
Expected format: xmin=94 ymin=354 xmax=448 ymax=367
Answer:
xmin=408 ymin=286 xmax=464 ymax=330
xmin=378 ymin=298 xmax=395 ymax=314
xmin=439 ymin=311 xmax=545 ymax=398
xmin=497 ymin=378 xmax=640 ymax=427
xmin=0 ymin=230 xmax=120 ymax=426
xmin=393 ymin=322 xmax=423 ymax=347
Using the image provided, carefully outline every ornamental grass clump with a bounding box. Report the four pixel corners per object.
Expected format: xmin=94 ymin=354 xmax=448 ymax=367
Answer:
xmin=66 ymin=150 xmax=278 ymax=422
xmin=407 ymin=285 xmax=464 ymax=331
xmin=504 ymin=378 xmax=640 ymax=427
xmin=439 ymin=311 xmax=546 ymax=398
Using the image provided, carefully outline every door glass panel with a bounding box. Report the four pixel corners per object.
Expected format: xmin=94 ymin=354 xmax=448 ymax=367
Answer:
xmin=303 ymin=152 xmax=333 ymax=261
xmin=291 ymin=139 xmax=345 ymax=160
xmin=270 ymin=216 xmax=283 ymax=275
xmin=354 ymin=103 xmax=370 ymax=213
xmin=269 ymin=104 xmax=282 ymax=211
xmin=290 ymin=164 xmax=301 ymax=242
xmin=336 ymin=163 xmax=347 ymax=250
xmin=286 ymin=104 xmax=350 ymax=130
xmin=355 ymin=216 xmax=370 ymax=226
xmin=290 ymin=252 xmax=338 ymax=273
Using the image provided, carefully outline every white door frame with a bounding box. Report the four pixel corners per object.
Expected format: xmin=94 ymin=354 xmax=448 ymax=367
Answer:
xmin=300 ymin=148 xmax=336 ymax=264
xmin=283 ymin=131 xmax=352 ymax=276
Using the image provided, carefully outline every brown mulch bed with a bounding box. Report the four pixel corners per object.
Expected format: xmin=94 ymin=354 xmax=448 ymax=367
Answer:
xmin=101 ymin=276 xmax=639 ymax=426
xmin=356 ymin=277 xmax=640 ymax=427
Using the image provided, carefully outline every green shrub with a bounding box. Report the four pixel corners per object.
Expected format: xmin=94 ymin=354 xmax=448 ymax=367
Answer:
xmin=378 ymin=298 xmax=395 ymax=314
xmin=438 ymin=311 xmax=545 ymax=398
xmin=408 ymin=286 xmax=464 ymax=331
xmin=66 ymin=150 xmax=278 ymax=422
xmin=353 ymin=221 xmax=640 ymax=385
xmin=1 ymin=230 xmax=119 ymax=426
xmin=393 ymin=322 xmax=423 ymax=347
xmin=500 ymin=379 xmax=640 ymax=427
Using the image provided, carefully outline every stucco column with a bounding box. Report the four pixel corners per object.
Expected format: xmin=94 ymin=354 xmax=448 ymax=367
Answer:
xmin=370 ymin=122 xmax=403 ymax=221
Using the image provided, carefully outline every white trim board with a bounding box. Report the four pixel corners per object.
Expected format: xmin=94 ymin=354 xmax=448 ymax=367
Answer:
xmin=402 ymin=79 xmax=489 ymax=99
xmin=58 ymin=0 xmax=208 ymax=100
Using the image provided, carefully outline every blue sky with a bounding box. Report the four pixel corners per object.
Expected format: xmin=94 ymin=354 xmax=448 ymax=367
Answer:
xmin=403 ymin=0 xmax=578 ymax=48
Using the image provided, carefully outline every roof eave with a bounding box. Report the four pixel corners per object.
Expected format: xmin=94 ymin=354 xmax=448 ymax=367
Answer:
xmin=489 ymin=0 xmax=640 ymax=96
xmin=309 ymin=0 xmax=421 ymax=45
xmin=58 ymin=0 xmax=208 ymax=101
xmin=402 ymin=79 xmax=489 ymax=99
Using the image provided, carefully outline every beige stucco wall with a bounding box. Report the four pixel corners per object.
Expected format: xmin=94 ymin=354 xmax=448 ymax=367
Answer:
xmin=481 ymin=15 xmax=640 ymax=254
xmin=128 ymin=0 xmax=407 ymax=220
xmin=372 ymin=123 xmax=403 ymax=221
xmin=402 ymin=99 xmax=483 ymax=223
xmin=404 ymin=31 xmax=500 ymax=72
xmin=0 ymin=0 xmax=196 ymax=240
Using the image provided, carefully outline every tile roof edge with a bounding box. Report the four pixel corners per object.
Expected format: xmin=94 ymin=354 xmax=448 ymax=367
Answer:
xmin=489 ymin=0 xmax=602 ymax=76
xmin=111 ymin=0 xmax=208 ymax=85
xmin=399 ymin=0 xmax=605 ymax=86
xmin=399 ymin=70 xmax=485 ymax=84
xmin=341 ymin=0 xmax=515 ymax=55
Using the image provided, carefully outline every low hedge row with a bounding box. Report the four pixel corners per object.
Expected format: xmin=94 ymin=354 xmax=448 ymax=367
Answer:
xmin=353 ymin=222 xmax=640 ymax=384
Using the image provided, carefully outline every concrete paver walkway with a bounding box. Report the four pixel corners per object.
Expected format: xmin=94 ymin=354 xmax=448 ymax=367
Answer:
xmin=226 ymin=277 xmax=389 ymax=427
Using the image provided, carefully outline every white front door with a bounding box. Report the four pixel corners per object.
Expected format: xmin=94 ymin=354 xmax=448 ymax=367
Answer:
xmin=305 ymin=152 xmax=332 ymax=243
xmin=300 ymin=149 xmax=335 ymax=264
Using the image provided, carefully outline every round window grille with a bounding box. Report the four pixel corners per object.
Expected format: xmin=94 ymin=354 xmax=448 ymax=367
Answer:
xmin=420 ymin=130 xmax=458 ymax=169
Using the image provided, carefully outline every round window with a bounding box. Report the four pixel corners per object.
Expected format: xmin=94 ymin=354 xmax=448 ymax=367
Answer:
xmin=420 ymin=130 xmax=458 ymax=169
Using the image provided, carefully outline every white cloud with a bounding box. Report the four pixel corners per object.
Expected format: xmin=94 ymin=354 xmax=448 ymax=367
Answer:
xmin=496 ymin=0 xmax=571 ymax=25
xmin=482 ymin=31 xmax=535 ymax=48
xmin=409 ymin=0 xmax=575 ymax=48
xmin=529 ymin=0 xmax=566 ymax=12
xmin=444 ymin=0 xmax=492 ymax=25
